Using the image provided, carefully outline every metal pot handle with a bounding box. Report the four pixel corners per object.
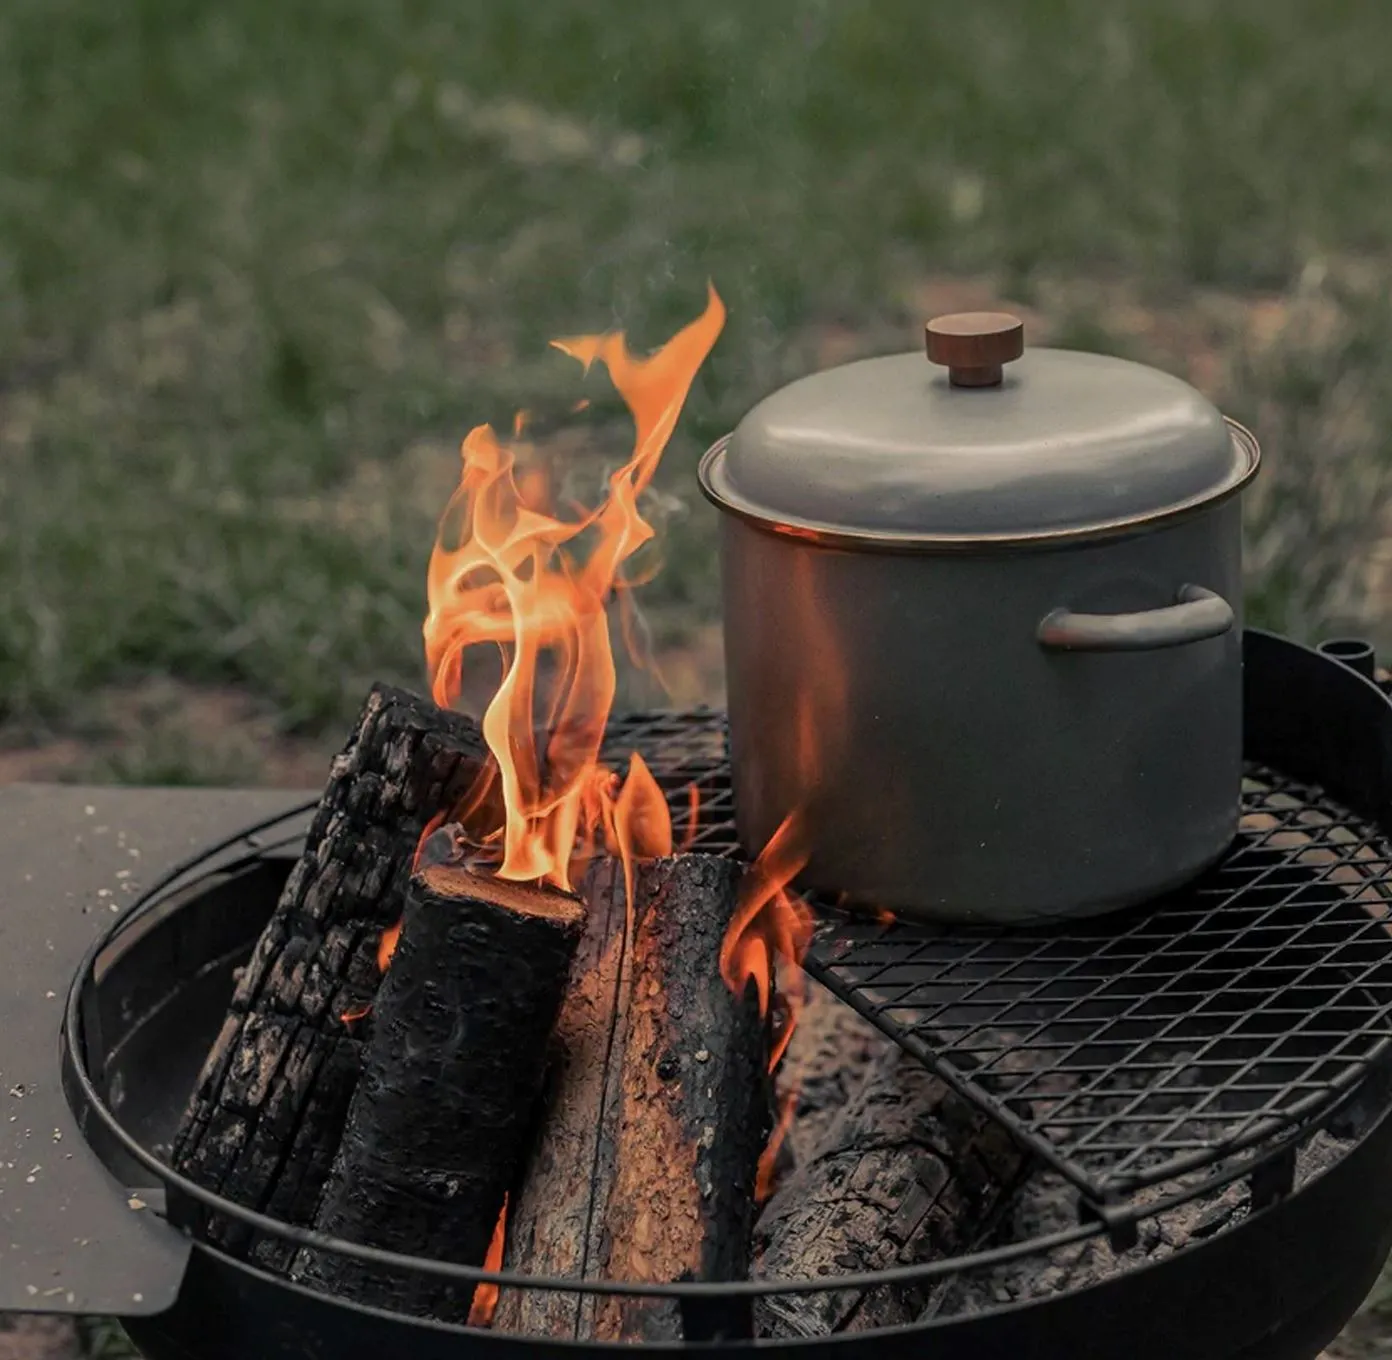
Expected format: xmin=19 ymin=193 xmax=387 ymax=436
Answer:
xmin=1037 ymin=585 xmax=1234 ymax=653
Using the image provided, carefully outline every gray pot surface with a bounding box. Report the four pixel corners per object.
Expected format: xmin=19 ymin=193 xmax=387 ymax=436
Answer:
xmin=699 ymin=312 xmax=1261 ymax=923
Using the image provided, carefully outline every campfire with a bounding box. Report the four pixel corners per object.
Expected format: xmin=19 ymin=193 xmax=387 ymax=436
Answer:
xmin=172 ymin=287 xmax=820 ymax=1341
xmin=132 ymin=294 xmax=1392 ymax=1360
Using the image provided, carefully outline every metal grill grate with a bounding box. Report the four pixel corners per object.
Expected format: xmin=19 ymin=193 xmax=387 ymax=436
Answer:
xmin=601 ymin=709 xmax=1392 ymax=1209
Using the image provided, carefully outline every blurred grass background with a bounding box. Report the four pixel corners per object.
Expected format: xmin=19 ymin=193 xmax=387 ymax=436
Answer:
xmin=4 ymin=1 xmax=1392 ymax=1351
xmin=5 ymin=0 xmax=1392 ymax=785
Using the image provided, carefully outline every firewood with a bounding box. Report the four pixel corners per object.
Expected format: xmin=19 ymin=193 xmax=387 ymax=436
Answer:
xmin=753 ymin=1043 xmax=1027 ymax=1338
xmin=777 ymin=980 xmax=894 ymax=1176
xmin=170 ymin=684 xmax=489 ymax=1267
xmin=293 ymin=862 xmax=586 ymax=1323
xmin=493 ymin=857 xmax=630 ymax=1339
xmin=497 ymin=854 xmax=771 ymax=1343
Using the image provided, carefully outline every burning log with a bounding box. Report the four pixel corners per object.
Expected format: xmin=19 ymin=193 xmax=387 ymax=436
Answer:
xmin=753 ymin=1043 xmax=1028 ymax=1338
xmin=293 ymin=859 xmax=586 ymax=1323
xmin=492 ymin=857 xmax=629 ymax=1338
xmin=775 ymin=979 xmax=894 ymax=1176
xmin=496 ymin=854 xmax=772 ymax=1343
xmin=171 ymin=685 xmax=489 ymax=1265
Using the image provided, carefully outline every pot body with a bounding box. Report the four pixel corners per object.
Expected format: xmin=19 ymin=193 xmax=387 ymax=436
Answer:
xmin=719 ymin=500 xmax=1245 ymax=923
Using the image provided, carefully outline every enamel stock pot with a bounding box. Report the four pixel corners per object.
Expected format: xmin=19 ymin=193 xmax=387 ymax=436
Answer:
xmin=697 ymin=313 xmax=1262 ymax=923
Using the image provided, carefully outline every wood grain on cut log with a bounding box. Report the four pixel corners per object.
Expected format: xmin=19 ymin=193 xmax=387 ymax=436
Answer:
xmin=753 ymin=1043 xmax=1027 ymax=1339
xmin=590 ymin=854 xmax=771 ymax=1343
xmin=171 ymin=685 xmax=489 ymax=1268
xmin=294 ymin=863 xmax=586 ymax=1324
xmin=493 ymin=857 xmax=630 ymax=1339
xmin=496 ymin=854 xmax=770 ymax=1342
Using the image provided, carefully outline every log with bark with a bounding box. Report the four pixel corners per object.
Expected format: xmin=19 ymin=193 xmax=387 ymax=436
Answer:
xmin=495 ymin=854 xmax=772 ymax=1343
xmin=753 ymin=1042 xmax=1028 ymax=1338
xmin=292 ymin=859 xmax=586 ymax=1322
xmin=492 ymin=857 xmax=629 ymax=1339
xmin=171 ymin=685 xmax=490 ymax=1267
xmin=774 ymin=979 xmax=895 ymax=1178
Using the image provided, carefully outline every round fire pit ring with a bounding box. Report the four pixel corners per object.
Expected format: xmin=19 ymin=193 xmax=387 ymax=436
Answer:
xmin=51 ymin=631 xmax=1392 ymax=1360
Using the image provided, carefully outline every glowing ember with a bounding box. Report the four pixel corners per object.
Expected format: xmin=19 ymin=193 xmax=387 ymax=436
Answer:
xmin=467 ymin=1194 xmax=508 ymax=1327
xmin=422 ymin=286 xmax=725 ymax=892
xmin=377 ymin=920 xmax=402 ymax=974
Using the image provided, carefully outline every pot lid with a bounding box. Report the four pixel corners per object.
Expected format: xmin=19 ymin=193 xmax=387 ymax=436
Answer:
xmin=700 ymin=312 xmax=1260 ymax=548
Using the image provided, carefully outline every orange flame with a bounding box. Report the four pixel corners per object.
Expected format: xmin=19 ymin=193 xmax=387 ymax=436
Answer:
xmin=422 ymin=287 xmax=725 ymax=891
xmin=724 ymin=816 xmax=813 ymax=1204
xmin=467 ymin=1194 xmax=508 ymax=1328
xmin=377 ymin=920 xmax=402 ymax=974
xmin=719 ymin=810 xmax=814 ymax=1040
xmin=756 ymin=1088 xmax=799 ymax=1202
xmin=720 ymin=807 xmax=814 ymax=1206
xmin=678 ymin=781 xmax=701 ymax=853
xmin=612 ymin=752 xmax=672 ymax=861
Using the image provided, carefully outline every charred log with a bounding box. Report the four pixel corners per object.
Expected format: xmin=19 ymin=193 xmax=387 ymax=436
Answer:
xmin=496 ymin=854 xmax=771 ymax=1343
xmin=293 ymin=862 xmax=586 ymax=1323
xmin=493 ymin=857 xmax=630 ymax=1338
xmin=753 ymin=1044 xmax=1027 ymax=1339
xmin=589 ymin=855 xmax=770 ymax=1341
xmin=171 ymin=685 xmax=489 ymax=1266
xmin=776 ymin=980 xmax=894 ymax=1177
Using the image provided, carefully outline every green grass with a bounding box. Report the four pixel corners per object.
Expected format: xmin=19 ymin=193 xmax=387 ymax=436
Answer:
xmin=4 ymin=0 xmax=1392 ymax=748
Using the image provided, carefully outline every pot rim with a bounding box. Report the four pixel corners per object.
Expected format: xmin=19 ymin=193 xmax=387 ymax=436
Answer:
xmin=697 ymin=417 xmax=1260 ymax=554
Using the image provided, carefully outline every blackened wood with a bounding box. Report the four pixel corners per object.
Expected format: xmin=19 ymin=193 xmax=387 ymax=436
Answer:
xmin=753 ymin=1044 xmax=1027 ymax=1338
xmin=493 ymin=858 xmax=630 ymax=1338
xmin=777 ymin=980 xmax=894 ymax=1177
xmin=496 ymin=854 xmax=770 ymax=1342
xmin=589 ymin=854 xmax=771 ymax=1343
xmin=293 ymin=863 xmax=586 ymax=1324
xmin=171 ymin=684 xmax=489 ymax=1266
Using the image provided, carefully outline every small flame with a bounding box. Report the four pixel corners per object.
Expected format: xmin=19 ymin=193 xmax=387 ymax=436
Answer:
xmin=718 ymin=807 xmax=815 ymax=1202
xmin=611 ymin=751 xmax=672 ymax=895
xmin=413 ymin=810 xmax=450 ymax=869
xmin=756 ymin=1088 xmax=799 ymax=1203
xmin=678 ymin=781 xmax=701 ymax=853
xmin=377 ymin=920 xmax=402 ymax=973
xmin=719 ymin=810 xmax=814 ymax=1038
xmin=468 ymin=1194 xmax=508 ymax=1328
xmin=422 ymin=287 xmax=725 ymax=891
xmin=340 ymin=1002 xmax=372 ymax=1026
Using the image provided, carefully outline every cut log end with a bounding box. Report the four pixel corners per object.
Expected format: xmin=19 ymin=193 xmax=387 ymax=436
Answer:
xmin=418 ymin=863 xmax=587 ymax=929
xmin=293 ymin=860 xmax=587 ymax=1324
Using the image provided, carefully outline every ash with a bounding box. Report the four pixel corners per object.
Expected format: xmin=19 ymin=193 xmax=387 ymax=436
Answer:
xmin=928 ymin=1126 xmax=1352 ymax=1317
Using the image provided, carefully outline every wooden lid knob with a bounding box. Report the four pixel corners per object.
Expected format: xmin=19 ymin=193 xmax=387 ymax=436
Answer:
xmin=925 ymin=312 xmax=1025 ymax=388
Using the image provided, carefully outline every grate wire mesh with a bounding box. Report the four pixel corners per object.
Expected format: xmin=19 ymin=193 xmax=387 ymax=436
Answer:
xmin=601 ymin=709 xmax=1392 ymax=1208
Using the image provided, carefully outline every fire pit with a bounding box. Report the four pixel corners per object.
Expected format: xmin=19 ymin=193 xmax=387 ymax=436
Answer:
xmin=8 ymin=301 xmax=1392 ymax=1360
xmin=1 ymin=629 xmax=1390 ymax=1360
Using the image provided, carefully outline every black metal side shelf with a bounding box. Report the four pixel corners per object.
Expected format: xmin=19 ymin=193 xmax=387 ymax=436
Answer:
xmin=601 ymin=631 xmax=1392 ymax=1214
